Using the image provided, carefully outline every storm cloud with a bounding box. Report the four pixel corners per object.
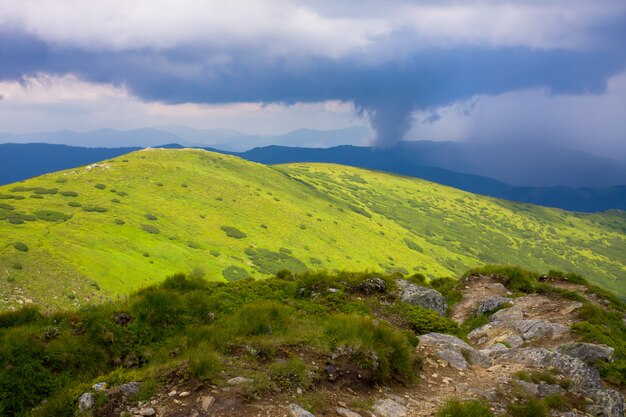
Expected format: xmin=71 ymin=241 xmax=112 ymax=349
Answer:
xmin=1 ymin=0 xmax=626 ymax=149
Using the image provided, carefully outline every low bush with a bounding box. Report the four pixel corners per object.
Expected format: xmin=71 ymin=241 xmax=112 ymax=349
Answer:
xmin=141 ymin=224 xmax=160 ymax=234
xmin=34 ymin=210 xmax=71 ymax=222
xmin=68 ymin=201 xmax=81 ymax=207
xmin=507 ymin=398 xmax=548 ymax=417
xmin=114 ymin=219 xmax=125 ymax=225
xmin=94 ymin=183 xmax=106 ymax=190
xmin=435 ymin=399 xmax=494 ymax=417
xmin=59 ymin=191 xmax=78 ymax=197
xmin=222 ymin=265 xmax=250 ymax=281
xmin=270 ymin=358 xmax=310 ymax=389
xmin=13 ymin=241 xmax=29 ymax=252
xmin=144 ymin=213 xmax=157 ymax=221
xmin=82 ymin=206 xmax=108 ymax=213
xmin=464 ymin=265 xmax=538 ymax=293
xmin=246 ymin=247 xmax=307 ymax=274
xmin=187 ymin=343 xmax=222 ymax=382
xmin=220 ymin=226 xmax=247 ymax=239
xmin=395 ymin=304 xmax=459 ymax=335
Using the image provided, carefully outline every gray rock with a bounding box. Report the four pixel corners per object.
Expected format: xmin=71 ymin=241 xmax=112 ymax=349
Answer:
xmin=557 ymin=343 xmax=615 ymax=364
xmin=515 ymin=380 xmax=539 ymax=396
xmin=537 ymin=383 xmax=566 ymax=397
xmin=419 ymin=333 xmax=493 ymax=369
xmin=455 ymin=383 xmax=497 ymax=400
xmin=227 ymin=376 xmax=254 ymax=385
xmin=480 ymin=343 xmax=509 ymax=356
xmin=477 ymin=297 xmax=512 ymax=315
xmin=336 ymin=406 xmax=362 ymax=417
xmin=78 ymin=392 xmax=95 ymax=410
xmin=201 ymin=395 xmax=215 ymax=411
xmin=359 ymin=277 xmax=387 ymax=294
xmin=289 ymin=403 xmax=316 ymax=417
xmin=119 ymin=381 xmax=140 ymax=396
xmin=498 ymin=348 xmax=624 ymax=417
xmin=374 ymin=398 xmax=407 ymax=417
xmin=396 ymin=279 xmax=447 ymax=316
xmin=139 ymin=408 xmax=156 ymax=416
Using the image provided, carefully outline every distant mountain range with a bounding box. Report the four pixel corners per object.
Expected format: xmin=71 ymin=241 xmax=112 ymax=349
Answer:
xmin=1 ymin=140 xmax=625 ymax=213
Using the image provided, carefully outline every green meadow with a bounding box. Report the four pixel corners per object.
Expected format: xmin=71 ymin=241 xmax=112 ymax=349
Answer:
xmin=0 ymin=148 xmax=624 ymax=310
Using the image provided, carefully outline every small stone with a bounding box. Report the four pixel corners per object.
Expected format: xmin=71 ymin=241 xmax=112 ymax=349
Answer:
xmin=296 ymin=387 xmax=303 ymax=395
xmin=201 ymin=395 xmax=215 ymax=411
xmin=78 ymin=392 xmax=95 ymax=410
xmin=92 ymin=382 xmax=108 ymax=391
xmin=168 ymin=390 xmax=177 ymax=397
xmin=179 ymin=391 xmax=190 ymax=397
xmin=227 ymin=376 xmax=254 ymax=385
xmin=289 ymin=403 xmax=316 ymax=417
xmin=140 ymin=408 xmax=156 ymax=416
xmin=119 ymin=382 xmax=140 ymax=396
xmin=336 ymin=406 xmax=362 ymax=417
xmin=442 ymin=377 xmax=453 ymax=384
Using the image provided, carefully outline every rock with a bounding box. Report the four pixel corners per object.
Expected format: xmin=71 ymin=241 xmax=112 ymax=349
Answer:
xmin=336 ymin=406 xmax=362 ymax=417
xmin=454 ymin=383 xmax=497 ymax=401
xmin=119 ymin=381 xmax=140 ymax=396
xmin=498 ymin=348 xmax=624 ymax=417
xmin=200 ymin=395 xmax=215 ymax=411
xmin=374 ymin=398 xmax=407 ymax=417
xmin=515 ymin=380 xmax=539 ymax=396
xmin=114 ymin=312 xmax=132 ymax=326
xmin=484 ymin=283 xmax=508 ymax=294
xmin=359 ymin=277 xmax=387 ymax=294
xmin=289 ymin=403 xmax=316 ymax=417
xmin=419 ymin=333 xmax=493 ymax=370
xmin=477 ymin=297 xmax=512 ymax=315
xmin=537 ymin=384 xmax=566 ymax=397
xmin=140 ymin=408 xmax=156 ymax=416
xmin=395 ymin=279 xmax=447 ymax=316
xmin=92 ymin=382 xmax=107 ymax=391
xmin=557 ymin=342 xmax=615 ymax=364
xmin=179 ymin=391 xmax=190 ymax=397
xmin=481 ymin=343 xmax=509 ymax=356
xmin=227 ymin=376 xmax=254 ymax=385
xmin=168 ymin=390 xmax=177 ymax=397
xmin=78 ymin=392 xmax=95 ymax=410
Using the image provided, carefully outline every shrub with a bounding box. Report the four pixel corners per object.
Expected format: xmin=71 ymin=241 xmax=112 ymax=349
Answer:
xmin=310 ymin=257 xmax=322 ymax=265
xmin=0 ymin=203 xmax=14 ymax=211
xmin=187 ymin=343 xmax=222 ymax=382
xmin=246 ymin=247 xmax=307 ymax=274
xmin=220 ymin=226 xmax=247 ymax=239
xmin=464 ymin=265 xmax=538 ymax=293
xmin=68 ymin=201 xmax=81 ymax=207
xmin=55 ymin=178 xmax=67 ymax=183
xmin=507 ymin=398 xmax=548 ymax=417
xmin=222 ymin=265 xmax=250 ymax=281
xmin=144 ymin=213 xmax=157 ymax=221
xmin=187 ymin=241 xmax=201 ymax=249
xmin=324 ymin=314 xmax=420 ymax=384
xmin=34 ymin=210 xmax=71 ymax=222
xmin=94 ymin=184 xmax=106 ymax=190
xmin=30 ymin=195 xmax=43 ymax=199
xmin=82 ymin=206 xmax=108 ymax=213
xmin=270 ymin=358 xmax=310 ymax=389
xmin=141 ymin=224 xmax=160 ymax=234
xmin=0 ymin=305 xmax=40 ymax=328
xmin=234 ymin=302 xmax=291 ymax=336
xmin=59 ymin=191 xmax=78 ymax=197
xmin=435 ymin=399 xmax=494 ymax=417
xmin=12 ymin=262 xmax=22 ymax=270
xmin=210 ymin=250 xmax=221 ymax=257
xmin=114 ymin=219 xmax=125 ymax=225
xmin=395 ymin=304 xmax=459 ymax=335
xmin=13 ymin=241 xmax=29 ymax=252
xmin=404 ymin=238 xmax=424 ymax=253
xmin=111 ymin=198 xmax=120 ymax=203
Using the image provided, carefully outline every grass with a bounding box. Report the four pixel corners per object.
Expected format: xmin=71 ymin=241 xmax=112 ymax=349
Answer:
xmin=0 ymin=148 xmax=624 ymax=310
xmin=435 ymin=399 xmax=494 ymax=417
xmin=0 ymin=271 xmax=424 ymax=416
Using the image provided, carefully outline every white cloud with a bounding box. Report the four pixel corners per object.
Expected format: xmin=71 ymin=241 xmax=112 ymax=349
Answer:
xmin=0 ymin=73 xmax=362 ymax=134
xmin=0 ymin=0 xmax=622 ymax=58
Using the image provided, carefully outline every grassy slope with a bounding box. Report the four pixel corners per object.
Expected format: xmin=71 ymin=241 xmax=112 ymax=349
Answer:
xmin=0 ymin=148 xmax=624 ymax=309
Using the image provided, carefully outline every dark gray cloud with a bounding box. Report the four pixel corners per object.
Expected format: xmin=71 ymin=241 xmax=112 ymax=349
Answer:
xmin=1 ymin=1 xmax=626 ymax=149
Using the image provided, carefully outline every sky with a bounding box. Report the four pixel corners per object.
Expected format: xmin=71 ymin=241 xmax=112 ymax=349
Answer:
xmin=0 ymin=0 xmax=625 ymax=158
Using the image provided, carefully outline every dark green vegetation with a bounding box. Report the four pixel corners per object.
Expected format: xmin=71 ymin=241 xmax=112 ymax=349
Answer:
xmin=435 ymin=399 xmax=495 ymax=417
xmin=0 ymin=271 xmax=429 ymax=416
xmin=0 ymin=149 xmax=625 ymax=310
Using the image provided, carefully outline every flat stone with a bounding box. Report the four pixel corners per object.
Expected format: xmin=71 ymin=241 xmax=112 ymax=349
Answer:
xmin=200 ymin=395 xmax=215 ymax=411
xmin=179 ymin=391 xmax=190 ymax=397
xmin=119 ymin=382 xmax=140 ymax=396
xmin=78 ymin=392 xmax=95 ymax=411
xmin=477 ymin=297 xmax=512 ymax=315
xmin=374 ymin=398 xmax=407 ymax=417
xmin=557 ymin=342 xmax=615 ymax=364
xmin=336 ymin=406 xmax=362 ymax=417
xmin=227 ymin=376 xmax=254 ymax=385
xmin=289 ymin=403 xmax=316 ymax=417
xmin=139 ymin=408 xmax=156 ymax=416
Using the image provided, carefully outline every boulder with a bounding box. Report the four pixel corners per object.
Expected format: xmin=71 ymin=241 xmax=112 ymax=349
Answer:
xmin=139 ymin=408 xmax=156 ymax=416
xmin=477 ymin=297 xmax=512 ymax=315
xmin=419 ymin=333 xmax=493 ymax=370
xmin=289 ymin=403 xmax=316 ymax=417
xmin=336 ymin=406 xmax=362 ymax=417
xmin=119 ymin=381 xmax=140 ymax=396
xmin=557 ymin=342 xmax=615 ymax=364
xmin=358 ymin=277 xmax=387 ymax=294
xmin=227 ymin=376 xmax=254 ymax=385
xmin=78 ymin=392 xmax=95 ymax=411
xmin=374 ymin=398 xmax=407 ymax=417
xmin=395 ymin=279 xmax=447 ymax=316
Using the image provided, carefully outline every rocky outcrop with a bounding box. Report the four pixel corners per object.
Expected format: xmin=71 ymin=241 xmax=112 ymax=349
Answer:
xmin=396 ymin=279 xmax=447 ymax=316
xmin=289 ymin=404 xmax=316 ymax=417
xmin=374 ymin=398 xmax=407 ymax=417
xmin=469 ymin=307 xmax=568 ymax=346
xmin=419 ymin=333 xmax=493 ymax=370
xmin=557 ymin=342 xmax=615 ymax=364
xmin=496 ymin=348 xmax=624 ymax=417
xmin=358 ymin=277 xmax=387 ymax=294
xmin=477 ymin=297 xmax=512 ymax=315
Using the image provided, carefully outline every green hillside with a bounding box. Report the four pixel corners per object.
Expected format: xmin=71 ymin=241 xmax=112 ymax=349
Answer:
xmin=0 ymin=148 xmax=625 ymax=309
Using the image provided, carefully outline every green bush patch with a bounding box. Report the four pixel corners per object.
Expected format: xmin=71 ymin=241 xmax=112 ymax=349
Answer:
xmin=34 ymin=210 xmax=71 ymax=222
xmin=82 ymin=206 xmax=108 ymax=213
xmin=222 ymin=265 xmax=251 ymax=281
xmin=144 ymin=213 xmax=158 ymax=221
xmin=94 ymin=184 xmax=106 ymax=190
xmin=404 ymin=238 xmax=424 ymax=253
xmin=13 ymin=242 xmax=29 ymax=252
xmin=246 ymin=247 xmax=307 ymax=274
xmin=68 ymin=201 xmax=82 ymax=207
xmin=59 ymin=191 xmax=78 ymax=197
xmin=141 ymin=224 xmax=160 ymax=234
xmin=220 ymin=226 xmax=247 ymax=239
